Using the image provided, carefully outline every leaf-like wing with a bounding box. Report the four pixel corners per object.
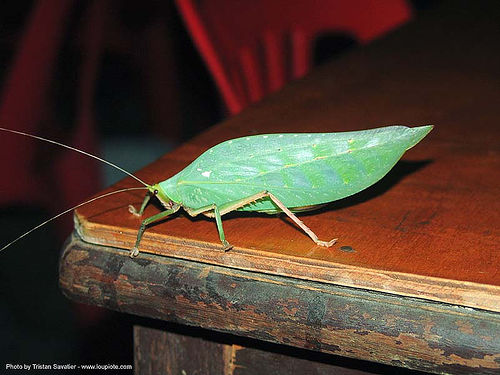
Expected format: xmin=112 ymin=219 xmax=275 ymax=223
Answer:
xmin=160 ymin=125 xmax=432 ymax=211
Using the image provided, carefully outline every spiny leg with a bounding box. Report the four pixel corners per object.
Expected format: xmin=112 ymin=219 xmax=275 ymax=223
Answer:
xmin=265 ymin=191 xmax=337 ymax=247
xmin=128 ymin=193 xmax=151 ymax=216
xmin=130 ymin=207 xmax=178 ymax=257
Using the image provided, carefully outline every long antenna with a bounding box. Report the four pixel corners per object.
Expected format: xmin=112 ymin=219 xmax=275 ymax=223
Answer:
xmin=0 ymin=127 xmax=149 ymax=187
xmin=0 ymin=186 xmax=149 ymax=253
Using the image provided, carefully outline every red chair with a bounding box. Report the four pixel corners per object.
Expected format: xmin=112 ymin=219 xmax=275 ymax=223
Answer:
xmin=0 ymin=0 xmax=111 ymax=328
xmin=175 ymin=0 xmax=412 ymax=115
xmin=0 ymin=0 xmax=104 ymax=237
xmin=0 ymin=0 xmax=74 ymax=209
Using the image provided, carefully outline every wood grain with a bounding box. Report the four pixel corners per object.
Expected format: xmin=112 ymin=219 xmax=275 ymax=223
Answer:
xmin=60 ymin=235 xmax=500 ymax=375
xmin=74 ymin=1 xmax=499 ymax=312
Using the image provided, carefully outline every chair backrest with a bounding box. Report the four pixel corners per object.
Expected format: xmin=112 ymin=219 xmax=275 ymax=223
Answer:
xmin=175 ymin=0 xmax=412 ymax=115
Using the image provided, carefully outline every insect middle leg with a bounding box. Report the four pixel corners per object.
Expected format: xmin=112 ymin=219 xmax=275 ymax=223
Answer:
xmin=185 ymin=204 xmax=232 ymax=250
xmin=184 ymin=192 xmax=288 ymax=250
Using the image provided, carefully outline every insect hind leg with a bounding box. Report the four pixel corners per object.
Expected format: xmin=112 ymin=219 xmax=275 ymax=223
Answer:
xmin=185 ymin=190 xmax=336 ymax=250
xmin=214 ymin=190 xmax=337 ymax=247
xmin=263 ymin=191 xmax=337 ymax=247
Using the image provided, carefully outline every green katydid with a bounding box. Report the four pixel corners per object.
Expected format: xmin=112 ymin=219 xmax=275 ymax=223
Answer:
xmin=0 ymin=124 xmax=432 ymax=256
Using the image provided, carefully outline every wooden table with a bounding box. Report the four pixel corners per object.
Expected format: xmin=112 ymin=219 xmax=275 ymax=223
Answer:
xmin=60 ymin=1 xmax=500 ymax=374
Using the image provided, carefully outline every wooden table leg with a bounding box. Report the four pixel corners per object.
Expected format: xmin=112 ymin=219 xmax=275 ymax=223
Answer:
xmin=134 ymin=325 xmax=389 ymax=375
xmin=134 ymin=325 xmax=226 ymax=374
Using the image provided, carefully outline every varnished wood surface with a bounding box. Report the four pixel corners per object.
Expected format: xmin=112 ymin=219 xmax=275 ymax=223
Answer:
xmin=74 ymin=0 xmax=499 ymax=313
xmin=73 ymin=1 xmax=499 ymax=312
xmin=60 ymin=235 xmax=500 ymax=374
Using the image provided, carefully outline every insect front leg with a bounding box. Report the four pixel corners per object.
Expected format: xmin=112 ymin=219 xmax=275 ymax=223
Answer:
xmin=130 ymin=206 xmax=179 ymax=258
xmin=128 ymin=193 xmax=151 ymax=217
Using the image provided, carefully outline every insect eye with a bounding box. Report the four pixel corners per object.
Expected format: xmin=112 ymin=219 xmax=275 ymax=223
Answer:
xmin=154 ymin=189 xmax=159 ymax=195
